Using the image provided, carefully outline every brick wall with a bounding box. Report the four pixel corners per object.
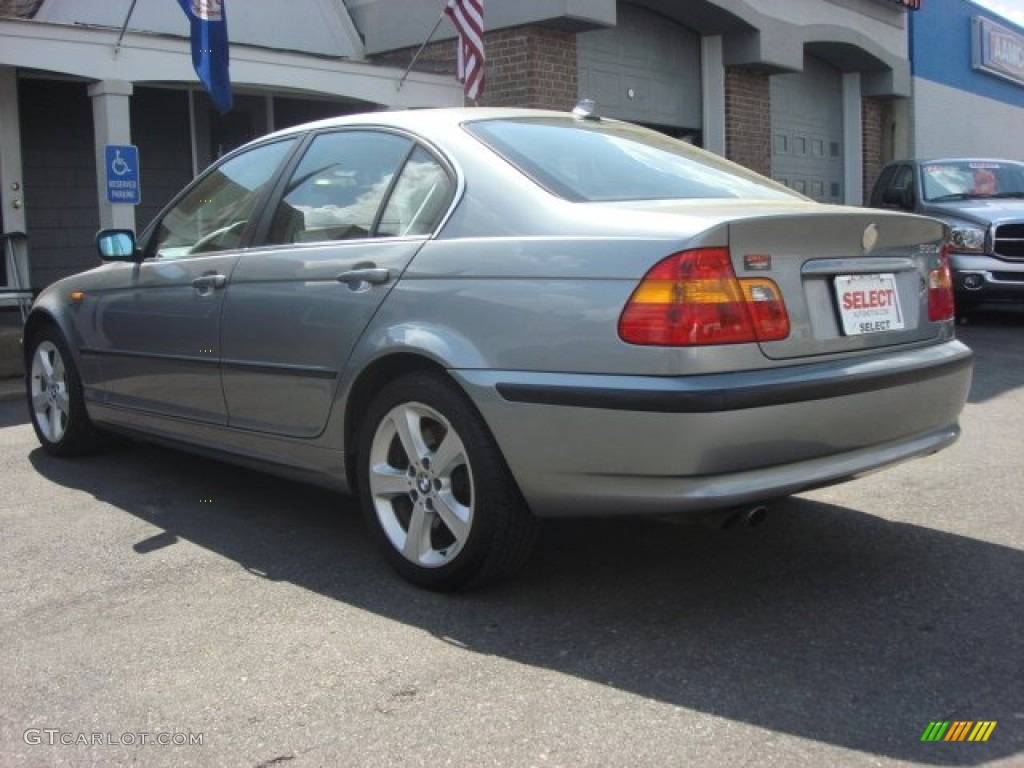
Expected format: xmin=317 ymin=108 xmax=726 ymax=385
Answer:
xmin=387 ymin=25 xmax=578 ymax=110
xmin=482 ymin=27 xmax=577 ymax=110
xmin=19 ymin=79 xmax=101 ymax=289
xmin=725 ymin=68 xmax=771 ymax=177
xmin=862 ymin=97 xmax=884 ymax=205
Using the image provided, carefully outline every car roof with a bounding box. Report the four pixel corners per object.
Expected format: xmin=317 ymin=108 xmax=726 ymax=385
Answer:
xmin=261 ymin=107 xmax=582 ymax=143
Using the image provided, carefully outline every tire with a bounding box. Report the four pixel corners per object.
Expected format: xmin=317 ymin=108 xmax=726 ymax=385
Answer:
xmin=955 ymin=301 xmax=975 ymax=325
xmin=357 ymin=371 xmax=538 ymax=591
xmin=26 ymin=325 xmax=107 ymax=456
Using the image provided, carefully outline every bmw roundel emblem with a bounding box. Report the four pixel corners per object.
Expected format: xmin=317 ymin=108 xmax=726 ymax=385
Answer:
xmin=862 ymin=222 xmax=879 ymax=254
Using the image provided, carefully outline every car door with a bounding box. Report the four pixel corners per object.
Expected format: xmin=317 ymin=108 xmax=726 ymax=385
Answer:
xmin=219 ymin=130 xmax=455 ymax=437
xmin=878 ymin=163 xmax=916 ymax=211
xmin=90 ymin=139 xmax=297 ymax=423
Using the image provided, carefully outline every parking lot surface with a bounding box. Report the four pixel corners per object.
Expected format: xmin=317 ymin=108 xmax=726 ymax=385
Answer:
xmin=1 ymin=309 xmax=1022 ymax=768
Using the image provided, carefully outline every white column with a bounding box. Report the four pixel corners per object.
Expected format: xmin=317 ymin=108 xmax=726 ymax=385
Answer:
xmin=842 ymin=72 xmax=863 ymax=206
xmin=0 ymin=67 xmax=27 ymax=235
xmin=88 ymin=79 xmax=136 ymax=231
xmin=701 ymin=35 xmax=726 ymax=157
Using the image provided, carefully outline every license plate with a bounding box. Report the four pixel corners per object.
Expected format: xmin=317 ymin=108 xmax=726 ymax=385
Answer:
xmin=834 ymin=273 xmax=904 ymax=336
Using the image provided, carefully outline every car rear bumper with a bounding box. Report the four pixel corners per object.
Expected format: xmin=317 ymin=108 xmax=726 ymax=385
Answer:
xmin=950 ymin=252 xmax=1024 ymax=304
xmin=453 ymin=340 xmax=973 ymax=517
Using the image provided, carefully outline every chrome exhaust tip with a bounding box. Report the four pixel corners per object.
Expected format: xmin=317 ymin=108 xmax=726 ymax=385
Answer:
xmin=704 ymin=504 xmax=770 ymax=531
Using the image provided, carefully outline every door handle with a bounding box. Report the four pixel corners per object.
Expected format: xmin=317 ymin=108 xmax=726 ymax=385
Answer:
xmin=336 ymin=267 xmax=391 ymax=287
xmin=192 ymin=274 xmax=227 ymax=295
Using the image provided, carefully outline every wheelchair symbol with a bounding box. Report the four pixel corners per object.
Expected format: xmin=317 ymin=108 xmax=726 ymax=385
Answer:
xmin=111 ymin=150 xmax=131 ymax=176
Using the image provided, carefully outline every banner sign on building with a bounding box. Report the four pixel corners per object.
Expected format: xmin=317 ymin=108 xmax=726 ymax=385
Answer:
xmin=973 ymin=16 xmax=1024 ymax=88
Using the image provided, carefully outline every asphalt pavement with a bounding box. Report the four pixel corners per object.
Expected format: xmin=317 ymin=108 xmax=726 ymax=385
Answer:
xmin=0 ymin=308 xmax=1021 ymax=768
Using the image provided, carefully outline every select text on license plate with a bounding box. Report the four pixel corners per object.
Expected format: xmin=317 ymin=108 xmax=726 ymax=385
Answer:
xmin=834 ymin=273 xmax=904 ymax=336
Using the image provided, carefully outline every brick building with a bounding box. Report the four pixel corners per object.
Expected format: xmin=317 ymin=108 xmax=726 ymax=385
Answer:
xmin=1 ymin=0 xmax=921 ymax=303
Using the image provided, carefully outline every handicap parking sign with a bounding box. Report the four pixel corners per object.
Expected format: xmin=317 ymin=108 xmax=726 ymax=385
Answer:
xmin=105 ymin=144 xmax=141 ymax=205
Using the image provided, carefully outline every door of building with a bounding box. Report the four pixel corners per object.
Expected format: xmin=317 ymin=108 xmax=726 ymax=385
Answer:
xmin=771 ymin=56 xmax=844 ymax=203
xmin=0 ymin=67 xmax=31 ymax=320
xmin=578 ymin=4 xmax=703 ymax=138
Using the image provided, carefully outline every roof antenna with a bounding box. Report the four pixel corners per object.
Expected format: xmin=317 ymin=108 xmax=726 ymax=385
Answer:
xmin=572 ymin=98 xmax=600 ymax=121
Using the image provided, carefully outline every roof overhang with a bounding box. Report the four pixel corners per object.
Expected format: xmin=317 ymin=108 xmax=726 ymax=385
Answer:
xmin=0 ymin=17 xmax=462 ymax=107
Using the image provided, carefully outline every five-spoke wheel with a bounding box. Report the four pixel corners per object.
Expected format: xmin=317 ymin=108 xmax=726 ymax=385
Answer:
xmin=30 ymin=339 xmax=71 ymax=445
xmin=26 ymin=326 xmax=105 ymax=456
xmin=368 ymin=400 xmax=475 ymax=568
xmin=358 ymin=371 xmax=537 ymax=590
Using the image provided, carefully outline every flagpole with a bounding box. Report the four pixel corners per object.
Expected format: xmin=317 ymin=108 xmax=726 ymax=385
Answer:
xmin=396 ymin=4 xmax=448 ymax=91
xmin=114 ymin=0 xmax=141 ymax=56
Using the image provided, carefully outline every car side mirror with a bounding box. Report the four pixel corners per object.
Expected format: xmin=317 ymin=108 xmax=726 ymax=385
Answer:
xmin=96 ymin=229 xmax=141 ymax=262
xmin=882 ymin=187 xmax=913 ymax=210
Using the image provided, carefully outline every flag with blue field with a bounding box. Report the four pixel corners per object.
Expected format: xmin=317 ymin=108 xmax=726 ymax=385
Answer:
xmin=177 ymin=0 xmax=233 ymax=113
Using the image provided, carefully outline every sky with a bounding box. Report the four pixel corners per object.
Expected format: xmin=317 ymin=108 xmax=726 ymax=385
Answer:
xmin=972 ymin=0 xmax=1024 ymax=27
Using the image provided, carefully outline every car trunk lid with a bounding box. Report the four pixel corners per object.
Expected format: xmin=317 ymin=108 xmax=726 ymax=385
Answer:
xmin=725 ymin=209 xmax=949 ymax=360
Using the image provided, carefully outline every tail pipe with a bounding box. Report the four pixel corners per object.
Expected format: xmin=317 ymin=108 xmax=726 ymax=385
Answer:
xmin=704 ymin=504 xmax=769 ymax=531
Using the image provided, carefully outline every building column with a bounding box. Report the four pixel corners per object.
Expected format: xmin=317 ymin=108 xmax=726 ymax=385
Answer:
xmin=0 ymin=67 xmax=26 ymax=236
xmin=701 ymin=36 xmax=726 ymax=156
xmin=88 ymin=79 xmax=135 ymax=231
xmin=842 ymin=72 xmax=863 ymax=206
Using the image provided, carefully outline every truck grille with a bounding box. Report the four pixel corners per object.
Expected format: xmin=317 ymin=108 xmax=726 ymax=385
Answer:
xmin=994 ymin=223 xmax=1024 ymax=260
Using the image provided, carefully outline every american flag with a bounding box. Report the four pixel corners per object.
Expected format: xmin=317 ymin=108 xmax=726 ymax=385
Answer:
xmin=445 ymin=0 xmax=485 ymax=101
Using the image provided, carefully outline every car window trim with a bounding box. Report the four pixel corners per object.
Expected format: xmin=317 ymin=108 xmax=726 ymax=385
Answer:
xmin=247 ymin=130 xmax=317 ymax=248
xmin=370 ymin=141 xmax=418 ymax=237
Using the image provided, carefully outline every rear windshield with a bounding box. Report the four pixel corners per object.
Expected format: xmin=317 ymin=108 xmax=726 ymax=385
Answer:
xmin=921 ymin=160 xmax=1024 ymax=202
xmin=465 ymin=117 xmax=800 ymax=203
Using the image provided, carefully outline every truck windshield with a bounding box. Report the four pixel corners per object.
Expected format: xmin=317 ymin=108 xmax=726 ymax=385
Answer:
xmin=921 ymin=160 xmax=1024 ymax=202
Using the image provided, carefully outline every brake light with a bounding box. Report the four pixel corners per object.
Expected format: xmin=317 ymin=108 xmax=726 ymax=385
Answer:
xmin=618 ymin=248 xmax=790 ymax=346
xmin=927 ymin=245 xmax=955 ymax=322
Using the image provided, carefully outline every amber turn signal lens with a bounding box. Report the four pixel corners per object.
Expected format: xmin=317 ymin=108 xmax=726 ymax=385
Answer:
xmin=619 ymin=248 xmax=790 ymax=346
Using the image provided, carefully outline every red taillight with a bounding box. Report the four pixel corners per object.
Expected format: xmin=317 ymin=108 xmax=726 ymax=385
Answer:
xmin=927 ymin=245 xmax=955 ymax=322
xmin=618 ymin=248 xmax=790 ymax=346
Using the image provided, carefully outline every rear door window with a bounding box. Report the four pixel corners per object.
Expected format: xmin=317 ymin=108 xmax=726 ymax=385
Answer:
xmin=267 ymin=131 xmax=413 ymax=244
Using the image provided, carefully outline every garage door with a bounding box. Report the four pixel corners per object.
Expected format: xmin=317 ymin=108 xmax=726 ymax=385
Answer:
xmin=578 ymin=5 xmax=701 ymax=135
xmin=771 ymin=56 xmax=843 ymax=203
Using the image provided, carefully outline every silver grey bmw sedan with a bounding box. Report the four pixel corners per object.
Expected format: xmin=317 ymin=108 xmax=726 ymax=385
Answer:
xmin=24 ymin=108 xmax=973 ymax=590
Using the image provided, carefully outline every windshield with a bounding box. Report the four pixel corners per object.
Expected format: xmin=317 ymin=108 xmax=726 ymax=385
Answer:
xmin=466 ymin=117 xmax=800 ymax=203
xmin=921 ymin=160 xmax=1024 ymax=202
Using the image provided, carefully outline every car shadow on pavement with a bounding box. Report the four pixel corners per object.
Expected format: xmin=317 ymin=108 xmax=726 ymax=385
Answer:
xmin=956 ymin=307 xmax=1024 ymax=404
xmin=0 ymin=396 xmax=28 ymax=428
xmin=28 ymin=443 xmax=1023 ymax=767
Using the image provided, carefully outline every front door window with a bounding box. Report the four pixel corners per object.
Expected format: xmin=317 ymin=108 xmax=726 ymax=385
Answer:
xmin=150 ymin=139 xmax=295 ymax=260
